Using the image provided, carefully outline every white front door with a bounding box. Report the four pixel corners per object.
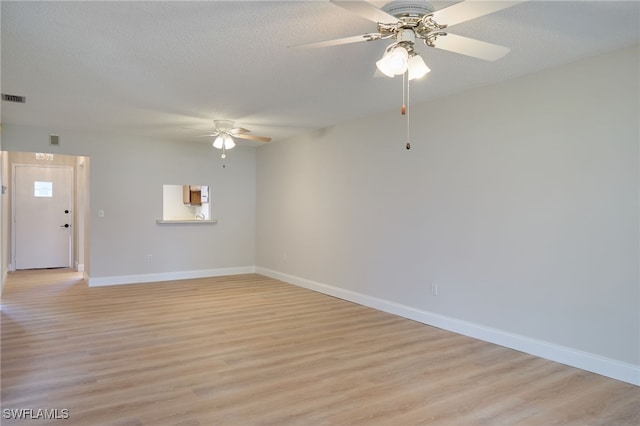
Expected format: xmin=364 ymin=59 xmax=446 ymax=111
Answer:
xmin=14 ymin=165 xmax=73 ymax=269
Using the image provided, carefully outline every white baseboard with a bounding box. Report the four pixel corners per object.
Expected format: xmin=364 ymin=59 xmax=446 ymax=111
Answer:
xmin=255 ymin=267 xmax=640 ymax=387
xmin=76 ymin=263 xmax=84 ymax=272
xmin=88 ymin=266 xmax=256 ymax=287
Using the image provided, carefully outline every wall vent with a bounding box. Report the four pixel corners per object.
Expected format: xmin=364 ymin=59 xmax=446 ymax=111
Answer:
xmin=49 ymin=134 xmax=60 ymax=146
xmin=1 ymin=93 xmax=26 ymax=103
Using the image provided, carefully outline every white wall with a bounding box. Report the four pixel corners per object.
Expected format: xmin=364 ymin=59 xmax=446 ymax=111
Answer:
xmin=0 ymin=128 xmax=256 ymax=283
xmin=256 ymin=45 xmax=639 ymax=382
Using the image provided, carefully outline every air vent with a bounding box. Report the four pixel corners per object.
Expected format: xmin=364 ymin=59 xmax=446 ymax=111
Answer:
xmin=2 ymin=93 xmax=26 ymax=103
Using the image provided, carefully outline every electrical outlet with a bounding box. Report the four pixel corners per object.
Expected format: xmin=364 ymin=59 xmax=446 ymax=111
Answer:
xmin=431 ymin=283 xmax=439 ymax=296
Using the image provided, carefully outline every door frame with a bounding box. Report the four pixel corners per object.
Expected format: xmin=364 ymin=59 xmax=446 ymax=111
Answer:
xmin=11 ymin=163 xmax=75 ymax=271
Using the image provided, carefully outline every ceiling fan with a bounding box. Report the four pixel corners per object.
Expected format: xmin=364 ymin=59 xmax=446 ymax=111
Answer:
xmin=199 ymin=120 xmax=272 ymax=158
xmin=291 ymin=0 xmax=525 ymax=150
xmin=291 ymin=0 xmax=526 ymax=78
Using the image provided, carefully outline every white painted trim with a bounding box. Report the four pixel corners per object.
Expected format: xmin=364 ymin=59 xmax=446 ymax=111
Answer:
xmin=88 ymin=266 xmax=256 ymax=287
xmin=255 ymin=267 xmax=640 ymax=386
xmin=76 ymin=263 xmax=84 ymax=272
xmin=155 ymin=219 xmax=217 ymax=224
xmin=1 ymin=269 xmax=6 ymax=295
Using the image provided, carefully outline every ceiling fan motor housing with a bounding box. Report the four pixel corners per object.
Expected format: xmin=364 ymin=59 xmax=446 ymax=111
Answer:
xmin=379 ymin=1 xmax=441 ymax=42
xmin=213 ymin=119 xmax=235 ymax=131
xmin=382 ymin=0 xmax=435 ymax=20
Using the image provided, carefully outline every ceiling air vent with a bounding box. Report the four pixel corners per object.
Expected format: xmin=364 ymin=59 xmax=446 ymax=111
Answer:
xmin=2 ymin=93 xmax=26 ymax=103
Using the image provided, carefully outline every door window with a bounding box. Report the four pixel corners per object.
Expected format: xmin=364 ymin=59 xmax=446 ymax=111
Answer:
xmin=34 ymin=181 xmax=53 ymax=197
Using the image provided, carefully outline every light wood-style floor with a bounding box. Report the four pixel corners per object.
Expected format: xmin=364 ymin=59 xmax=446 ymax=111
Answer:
xmin=1 ymin=269 xmax=638 ymax=425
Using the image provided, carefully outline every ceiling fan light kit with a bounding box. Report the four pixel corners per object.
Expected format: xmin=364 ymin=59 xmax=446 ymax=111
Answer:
xmin=376 ymin=43 xmax=430 ymax=80
xmin=213 ymin=133 xmax=235 ymax=150
xmin=376 ymin=28 xmax=430 ymax=80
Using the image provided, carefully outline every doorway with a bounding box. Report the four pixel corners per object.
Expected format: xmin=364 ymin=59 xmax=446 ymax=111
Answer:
xmin=12 ymin=164 xmax=73 ymax=269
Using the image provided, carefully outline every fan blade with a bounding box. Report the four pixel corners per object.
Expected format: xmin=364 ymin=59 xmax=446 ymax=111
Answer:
xmin=230 ymin=127 xmax=251 ymax=134
xmin=234 ymin=133 xmax=272 ymax=143
xmin=196 ymin=132 xmax=219 ymax=138
xmin=431 ymin=33 xmax=510 ymax=61
xmin=432 ymin=1 xmax=526 ymax=28
xmin=330 ymin=0 xmax=398 ymax=23
xmin=289 ymin=33 xmax=382 ymax=49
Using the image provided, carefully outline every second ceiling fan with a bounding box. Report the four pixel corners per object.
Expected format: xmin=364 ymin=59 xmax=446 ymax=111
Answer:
xmin=200 ymin=120 xmax=272 ymax=158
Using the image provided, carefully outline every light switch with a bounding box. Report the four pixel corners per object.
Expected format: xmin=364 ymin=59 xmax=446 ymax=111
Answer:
xmin=98 ymin=209 xmax=105 ymax=218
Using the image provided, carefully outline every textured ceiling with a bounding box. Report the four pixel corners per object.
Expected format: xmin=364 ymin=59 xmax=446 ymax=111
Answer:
xmin=1 ymin=1 xmax=639 ymax=145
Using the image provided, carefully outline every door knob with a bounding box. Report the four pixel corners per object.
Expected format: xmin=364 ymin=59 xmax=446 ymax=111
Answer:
xmin=61 ymin=224 xmax=70 ymax=228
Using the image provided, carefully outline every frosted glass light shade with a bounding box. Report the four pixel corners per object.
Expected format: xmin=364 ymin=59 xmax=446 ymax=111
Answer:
xmin=222 ymin=134 xmax=235 ymax=149
xmin=376 ymin=46 xmax=409 ymax=77
xmin=213 ymin=135 xmax=224 ymax=149
xmin=408 ymin=54 xmax=430 ymax=80
xmin=213 ymin=134 xmax=236 ymax=150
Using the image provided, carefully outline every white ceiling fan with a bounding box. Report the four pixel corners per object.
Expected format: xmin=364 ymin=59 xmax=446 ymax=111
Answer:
xmin=291 ymin=0 xmax=525 ymax=150
xmin=198 ymin=120 xmax=272 ymax=158
xmin=291 ymin=0 xmax=526 ymax=78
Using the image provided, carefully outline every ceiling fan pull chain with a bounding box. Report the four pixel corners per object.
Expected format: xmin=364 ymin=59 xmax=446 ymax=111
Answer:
xmin=401 ymin=71 xmax=407 ymax=115
xmin=221 ymin=145 xmax=227 ymax=168
xmin=406 ymin=74 xmax=411 ymax=150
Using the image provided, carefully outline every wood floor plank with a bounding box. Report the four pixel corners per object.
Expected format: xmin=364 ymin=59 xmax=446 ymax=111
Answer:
xmin=1 ymin=269 xmax=638 ymax=425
